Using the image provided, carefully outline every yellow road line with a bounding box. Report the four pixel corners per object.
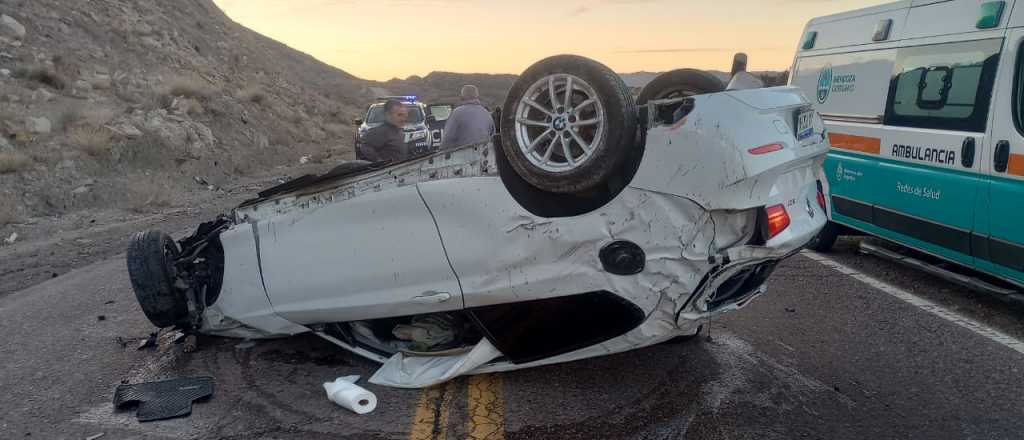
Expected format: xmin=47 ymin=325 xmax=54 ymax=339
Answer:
xmin=467 ymin=374 xmax=505 ymax=440
xmin=409 ymin=380 xmax=457 ymax=440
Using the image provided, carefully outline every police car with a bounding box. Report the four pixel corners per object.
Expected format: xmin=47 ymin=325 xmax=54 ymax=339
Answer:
xmin=354 ymin=96 xmax=433 ymax=157
xmin=791 ymin=0 xmax=1024 ymax=290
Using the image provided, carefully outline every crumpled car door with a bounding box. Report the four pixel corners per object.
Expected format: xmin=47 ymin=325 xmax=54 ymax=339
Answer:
xmin=255 ymin=185 xmax=464 ymax=324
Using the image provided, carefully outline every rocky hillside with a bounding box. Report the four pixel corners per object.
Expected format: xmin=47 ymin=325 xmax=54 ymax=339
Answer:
xmin=0 ymin=0 xmax=375 ymax=233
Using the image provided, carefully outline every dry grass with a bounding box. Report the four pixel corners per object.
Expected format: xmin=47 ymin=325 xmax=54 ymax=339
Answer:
xmin=236 ymin=86 xmax=266 ymax=104
xmin=163 ymin=74 xmax=215 ymax=100
xmin=0 ymin=192 xmax=20 ymax=226
xmin=175 ymin=97 xmax=204 ymax=115
xmin=13 ymin=65 xmax=67 ymax=90
xmin=119 ymin=128 xmax=176 ymax=171
xmin=323 ymin=123 xmax=349 ymax=137
xmin=56 ymin=107 xmax=81 ymax=131
xmin=58 ymin=106 xmax=116 ymax=132
xmin=82 ymin=107 xmax=115 ymax=126
xmin=0 ymin=152 xmax=31 ymax=173
xmin=124 ymin=179 xmax=172 ymax=213
xmin=69 ymin=126 xmax=114 ymax=157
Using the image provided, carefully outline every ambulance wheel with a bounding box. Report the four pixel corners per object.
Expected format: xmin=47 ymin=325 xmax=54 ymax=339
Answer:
xmin=500 ymin=55 xmax=638 ymax=194
xmin=127 ymin=230 xmax=189 ymax=328
xmin=637 ymin=68 xmax=725 ymax=104
xmin=807 ymin=222 xmax=841 ymax=252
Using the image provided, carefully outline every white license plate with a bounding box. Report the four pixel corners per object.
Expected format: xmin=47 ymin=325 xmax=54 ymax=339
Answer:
xmin=796 ymin=109 xmax=814 ymax=141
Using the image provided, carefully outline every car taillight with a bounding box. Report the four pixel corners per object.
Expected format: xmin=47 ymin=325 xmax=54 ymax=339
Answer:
xmin=815 ymin=179 xmax=827 ymax=211
xmin=748 ymin=143 xmax=784 ymax=155
xmin=765 ymin=204 xmax=790 ymax=239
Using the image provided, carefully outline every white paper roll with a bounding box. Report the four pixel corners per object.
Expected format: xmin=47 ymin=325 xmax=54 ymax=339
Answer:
xmin=323 ymin=375 xmax=377 ymax=415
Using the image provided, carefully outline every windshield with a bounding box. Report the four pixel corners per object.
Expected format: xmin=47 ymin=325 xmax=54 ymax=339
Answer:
xmin=365 ymin=104 xmax=425 ymax=124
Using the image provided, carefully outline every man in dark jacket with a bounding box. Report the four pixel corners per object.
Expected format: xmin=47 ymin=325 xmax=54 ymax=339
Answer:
xmin=359 ymin=99 xmax=409 ymax=163
xmin=441 ymin=85 xmax=494 ymax=149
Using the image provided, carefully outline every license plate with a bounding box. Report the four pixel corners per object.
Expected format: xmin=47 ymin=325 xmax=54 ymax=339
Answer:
xmin=796 ymin=109 xmax=814 ymax=141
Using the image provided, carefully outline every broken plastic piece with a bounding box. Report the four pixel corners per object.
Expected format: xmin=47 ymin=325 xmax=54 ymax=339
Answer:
xmin=369 ymin=338 xmax=502 ymax=388
xmin=136 ymin=332 xmax=158 ymax=350
xmin=113 ymin=377 xmax=214 ymax=422
xmin=323 ymin=375 xmax=377 ymax=414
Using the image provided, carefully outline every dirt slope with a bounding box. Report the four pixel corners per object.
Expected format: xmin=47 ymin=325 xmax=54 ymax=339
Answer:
xmin=0 ymin=0 xmax=375 ymax=238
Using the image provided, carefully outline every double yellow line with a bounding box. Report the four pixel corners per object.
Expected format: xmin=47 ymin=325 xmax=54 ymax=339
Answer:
xmin=409 ymin=374 xmax=505 ymax=440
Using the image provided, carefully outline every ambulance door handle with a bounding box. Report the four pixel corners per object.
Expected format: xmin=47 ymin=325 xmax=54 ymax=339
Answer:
xmin=994 ymin=140 xmax=1010 ymax=173
xmin=961 ymin=137 xmax=976 ymax=168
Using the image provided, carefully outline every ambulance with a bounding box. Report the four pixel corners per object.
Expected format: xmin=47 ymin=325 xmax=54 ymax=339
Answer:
xmin=791 ymin=0 xmax=1024 ymax=287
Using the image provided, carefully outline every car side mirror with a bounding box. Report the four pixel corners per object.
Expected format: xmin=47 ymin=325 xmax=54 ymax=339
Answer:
xmin=426 ymin=115 xmax=437 ymax=123
xmin=353 ymin=118 xmax=363 ymax=126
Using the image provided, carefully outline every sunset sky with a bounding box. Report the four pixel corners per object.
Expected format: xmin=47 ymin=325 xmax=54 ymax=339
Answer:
xmin=213 ymin=0 xmax=887 ymax=81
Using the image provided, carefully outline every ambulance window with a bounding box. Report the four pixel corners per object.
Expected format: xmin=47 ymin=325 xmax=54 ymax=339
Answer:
xmin=885 ymin=39 xmax=1001 ymax=132
xmin=1015 ymin=41 xmax=1024 ymax=135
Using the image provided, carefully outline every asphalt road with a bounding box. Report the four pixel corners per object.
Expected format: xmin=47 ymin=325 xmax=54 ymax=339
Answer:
xmin=1 ymin=237 xmax=1023 ymax=440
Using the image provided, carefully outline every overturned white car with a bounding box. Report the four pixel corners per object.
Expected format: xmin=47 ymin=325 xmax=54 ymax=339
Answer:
xmin=127 ymin=55 xmax=829 ymax=387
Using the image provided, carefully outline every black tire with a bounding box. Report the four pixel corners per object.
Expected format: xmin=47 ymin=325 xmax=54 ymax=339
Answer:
xmin=637 ymin=68 xmax=725 ymax=105
xmin=500 ymin=55 xmax=638 ymax=194
xmin=126 ymin=230 xmax=189 ymax=328
xmin=807 ymin=221 xmax=841 ymax=252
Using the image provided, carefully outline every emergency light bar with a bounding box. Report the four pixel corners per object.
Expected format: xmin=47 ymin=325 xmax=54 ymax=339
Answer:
xmin=376 ymin=95 xmax=418 ymax=102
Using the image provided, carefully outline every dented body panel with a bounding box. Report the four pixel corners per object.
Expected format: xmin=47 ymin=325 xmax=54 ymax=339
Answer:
xmin=188 ymin=86 xmax=829 ymax=385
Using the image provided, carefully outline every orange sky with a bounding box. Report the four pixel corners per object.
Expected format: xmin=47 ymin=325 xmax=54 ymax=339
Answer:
xmin=214 ymin=0 xmax=888 ymax=81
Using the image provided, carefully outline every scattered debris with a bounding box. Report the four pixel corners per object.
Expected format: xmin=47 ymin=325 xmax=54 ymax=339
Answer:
xmin=193 ymin=176 xmax=209 ymax=186
xmin=85 ymin=433 xmax=105 ymax=440
xmin=3 ymin=232 xmax=17 ymax=245
xmin=183 ymin=334 xmax=198 ymax=353
xmin=323 ymin=375 xmax=377 ymax=415
xmin=299 ymin=155 xmax=311 ymax=164
xmin=112 ymin=377 xmax=214 ymax=422
xmin=136 ymin=332 xmax=158 ymax=350
xmin=97 ymin=315 xmax=106 ymax=321
xmin=392 ymin=314 xmax=458 ymax=351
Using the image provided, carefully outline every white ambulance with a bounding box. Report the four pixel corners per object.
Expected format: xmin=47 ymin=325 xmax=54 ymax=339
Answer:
xmin=791 ymin=0 xmax=1024 ymax=288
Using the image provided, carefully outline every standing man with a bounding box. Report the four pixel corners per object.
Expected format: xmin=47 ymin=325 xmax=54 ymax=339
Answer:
xmin=440 ymin=85 xmax=495 ymax=149
xmin=359 ymin=99 xmax=410 ymax=163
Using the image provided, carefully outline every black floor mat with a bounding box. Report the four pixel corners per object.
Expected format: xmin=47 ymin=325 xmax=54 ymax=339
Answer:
xmin=113 ymin=377 xmax=214 ymax=422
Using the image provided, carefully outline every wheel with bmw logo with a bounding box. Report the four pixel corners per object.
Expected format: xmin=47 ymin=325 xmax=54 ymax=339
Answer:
xmin=500 ymin=55 xmax=638 ymax=194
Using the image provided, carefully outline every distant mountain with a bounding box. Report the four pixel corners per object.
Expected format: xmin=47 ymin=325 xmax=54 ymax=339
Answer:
xmin=374 ymin=70 xmax=789 ymax=109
